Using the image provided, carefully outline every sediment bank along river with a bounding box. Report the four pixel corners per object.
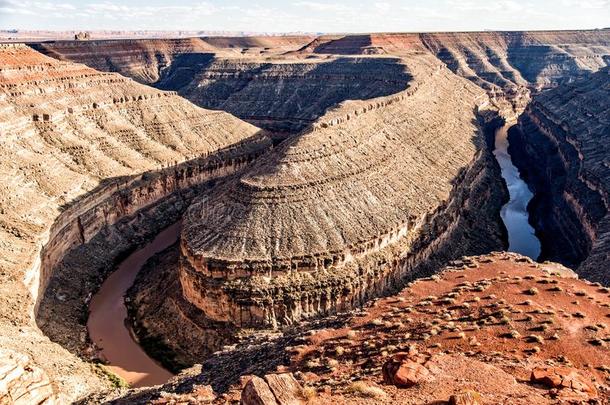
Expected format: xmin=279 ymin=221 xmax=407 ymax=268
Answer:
xmin=493 ymin=123 xmax=541 ymax=260
xmin=87 ymin=223 xmax=180 ymax=387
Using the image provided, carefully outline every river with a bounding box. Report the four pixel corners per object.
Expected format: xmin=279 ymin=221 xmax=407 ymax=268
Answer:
xmin=87 ymin=223 xmax=180 ymax=387
xmin=86 ymin=123 xmax=541 ymax=388
xmin=493 ymin=124 xmax=541 ymax=260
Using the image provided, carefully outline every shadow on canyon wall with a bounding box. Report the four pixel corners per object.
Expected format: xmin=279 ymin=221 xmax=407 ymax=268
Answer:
xmin=507 ymin=113 xmax=603 ymax=269
xmin=107 ymin=113 xmax=509 ymax=404
xmin=155 ymin=56 xmax=413 ymax=133
xmin=35 ymin=131 xmax=271 ymax=354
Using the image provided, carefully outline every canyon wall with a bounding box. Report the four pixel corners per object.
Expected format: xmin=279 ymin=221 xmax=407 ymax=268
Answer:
xmin=33 ymin=30 xmax=610 ymax=123
xmin=420 ymin=30 xmax=610 ymax=96
xmin=510 ymin=67 xmax=610 ymax=284
xmin=177 ymin=54 xmax=507 ymax=330
xmin=29 ymin=36 xmax=313 ymax=84
xmin=0 ymin=43 xmax=264 ymax=401
xmin=156 ymin=57 xmax=413 ymax=132
xmin=2 ymin=31 xmax=607 ymax=402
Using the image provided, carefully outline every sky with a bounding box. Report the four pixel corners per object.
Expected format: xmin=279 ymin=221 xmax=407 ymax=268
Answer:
xmin=0 ymin=0 xmax=608 ymax=33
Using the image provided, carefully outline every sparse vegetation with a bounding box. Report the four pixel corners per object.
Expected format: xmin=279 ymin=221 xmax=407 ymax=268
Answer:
xmin=93 ymin=364 xmax=130 ymax=389
xmin=346 ymin=381 xmax=387 ymax=399
xmin=301 ymin=386 xmax=317 ymax=401
xmin=526 ymin=334 xmax=544 ymax=344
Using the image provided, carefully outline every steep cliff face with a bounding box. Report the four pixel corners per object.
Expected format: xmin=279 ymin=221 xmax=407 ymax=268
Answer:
xmin=34 ymin=30 xmax=610 ymax=122
xmin=177 ymin=54 xmax=506 ymax=331
xmin=30 ymin=36 xmax=313 ymax=85
xmin=156 ymin=57 xmax=412 ymax=132
xmin=0 ymin=43 xmax=263 ymax=401
xmin=421 ymin=30 xmax=610 ymax=88
xmin=3 ymin=31 xmax=607 ymax=403
xmin=115 ymin=253 xmax=610 ymax=404
xmin=510 ymin=68 xmax=610 ymax=284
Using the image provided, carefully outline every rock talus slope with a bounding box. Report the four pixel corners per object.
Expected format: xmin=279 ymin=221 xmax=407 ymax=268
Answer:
xmin=0 ymin=43 xmax=263 ymax=401
xmin=0 ymin=30 xmax=608 ymax=404
xmin=34 ymin=30 xmax=610 ymax=123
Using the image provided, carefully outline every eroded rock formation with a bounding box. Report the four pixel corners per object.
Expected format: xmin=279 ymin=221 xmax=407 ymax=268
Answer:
xmin=0 ymin=31 xmax=608 ymax=404
xmin=34 ymin=30 xmax=610 ymax=124
xmin=0 ymin=43 xmax=265 ymax=401
xmin=178 ymin=54 xmax=506 ymax=331
xmin=115 ymin=253 xmax=610 ymax=404
xmin=0 ymin=349 xmax=58 ymax=404
xmin=30 ymin=36 xmax=313 ymax=84
xmin=509 ymin=67 xmax=610 ymax=283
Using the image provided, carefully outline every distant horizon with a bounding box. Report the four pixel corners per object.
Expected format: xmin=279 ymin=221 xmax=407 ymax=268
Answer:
xmin=1 ymin=27 xmax=609 ymax=42
xmin=1 ymin=1 xmax=608 ymax=33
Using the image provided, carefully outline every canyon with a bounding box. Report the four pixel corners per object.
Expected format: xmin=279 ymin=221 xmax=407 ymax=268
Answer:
xmin=0 ymin=29 xmax=608 ymax=404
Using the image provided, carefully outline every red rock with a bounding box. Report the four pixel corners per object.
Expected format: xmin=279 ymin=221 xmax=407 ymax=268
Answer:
xmin=394 ymin=361 xmax=432 ymax=387
xmin=530 ymin=367 xmax=597 ymax=397
xmin=192 ymin=384 xmax=216 ymax=402
xmin=449 ymin=390 xmax=482 ymax=405
xmin=241 ymin=376 xmax=279 ymax=405
xmin=383 ymin=355 xmax=433 ymax=388
xmin=264 ymin=373 xmax=304 ymax=405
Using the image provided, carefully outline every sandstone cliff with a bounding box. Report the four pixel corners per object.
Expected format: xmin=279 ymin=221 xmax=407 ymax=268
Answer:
xmin=156 ymin=56 xmax=412 ymax=132
xmin=510 ymin=68 xmax=610 ymax=284
xmin=0 ymin=31 xmax=607 ymax=404
xmin=30 ymin=36 xmax=313 ymax=85
xmin=0 ymin=43 xmax=263 ymax=401
xmin=177 ymin=53 xmax=507 ymax=332
xmin=34 ymin=30 xmax=610 ymax=123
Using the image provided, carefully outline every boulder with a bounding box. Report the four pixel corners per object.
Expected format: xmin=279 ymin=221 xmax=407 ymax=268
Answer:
xmin=383 ymin=354 xmax=433 ymax=388
xmin=241 ymin=373 xmax=304 ymax=405
xmin=264 ymin=373 xmax=304 ymax=405
xmin=530 ymin=367 xmax=597 ymax=397
xmin=241 ymin=376 xmax=279 ymax=405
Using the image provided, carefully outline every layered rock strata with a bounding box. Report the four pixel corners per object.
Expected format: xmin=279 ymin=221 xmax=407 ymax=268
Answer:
xmin=0 ymin=43 xmax=264 ymax=401
xmin=30 ymin=36 xmax=313 ymax=84
xmin=178 ymin=54 xmax=508 ymax=331
xmin=420 ymin=30 xmax=610 ymax=109
xmin=113 ymin=253 xmax=610 ymax=404
xmin=156 ymin=57 xmax=413 ymax=132
xmin=509 ymin=68 xmax=610 ymax=283
xmin=2 ymin=31 xmax=607 ymax=403
xmin=0 ymin=349 xmax=58 ymax=405
xmin=34 ymin=30 xmax=610 ymax=123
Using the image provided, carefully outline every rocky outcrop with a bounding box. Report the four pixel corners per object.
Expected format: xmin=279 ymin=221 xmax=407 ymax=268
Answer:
xmin=156 ymin=56 xmax=412 ymax=132
xmin=240 ymin=373 xmax=304 ymax=405
xmin=178 ymin=55 xmax=506 ymax=330
xmin=0 ymin=349 xmax=58 ymax=404
xmin=0 ymin=43 xmax=264 ymax=401
xmin=420 ymin=30 xmax=610 ymax=99
xmin=30 ymin=36 xmax=314 ymax=85
xmin=112 ymin=253 xmax=610 ymax=404
xmin=1 ymin=31 xmax=607 ymax=404
xmin=509 ymin=68 xmax=609 ymax=283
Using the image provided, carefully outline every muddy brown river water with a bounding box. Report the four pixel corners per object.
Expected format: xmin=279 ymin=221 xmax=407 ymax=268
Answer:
xmin=87 ymin=223 xmax=180 ymax=387
xmin=493 ymin=124 xmax=542 ymax=260
xmin=86 ymin=123 xmax=541 ymax=388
